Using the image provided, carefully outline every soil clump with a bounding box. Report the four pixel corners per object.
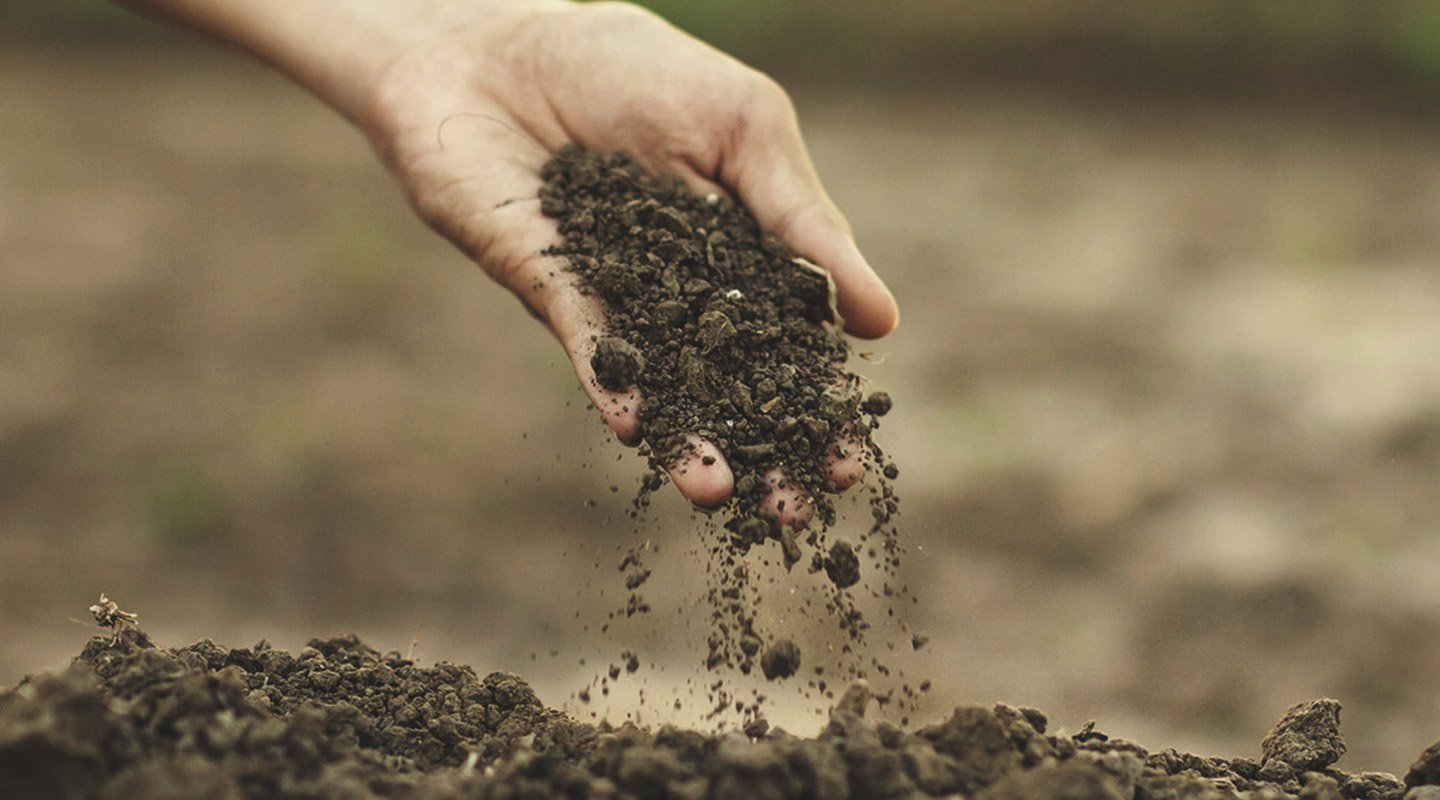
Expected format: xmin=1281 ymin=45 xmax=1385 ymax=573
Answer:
xmin=2 ymin=628 xmax=1436 ymax=800
xmin=759 ymin=639 xmax=801 ymax=681
xmin=824 ymin=540 xmax=862 ymax=589
xmin=539 ymin=148 xmax=913 ymax=696
xmin=1262 ymin=699 xmax=1347 ymax=773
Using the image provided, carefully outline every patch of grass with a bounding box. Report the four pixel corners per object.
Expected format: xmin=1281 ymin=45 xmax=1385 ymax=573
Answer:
xmin=1383 ymin=2 xmax=1440 ymax=83
xmin=16 ymin=1 xmax=1440 ymax=92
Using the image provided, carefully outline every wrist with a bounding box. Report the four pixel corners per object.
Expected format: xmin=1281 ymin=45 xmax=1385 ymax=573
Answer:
xmin=280 ymin=0 xmax=572 ymax=123
xmin=126 ymin=0 xmax=571 ymax=124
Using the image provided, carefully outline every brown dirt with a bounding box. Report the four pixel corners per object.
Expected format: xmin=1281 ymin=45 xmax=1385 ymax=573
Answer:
xmin=759 ymin=639 xmax=801 ymax=681
xmin=539 ymin=147 xmax=898 ymax=542
xmin=539 ymin=149 xmax=916 ymax=704
xmin=2 ymin=628 xmax=1437 ymax=800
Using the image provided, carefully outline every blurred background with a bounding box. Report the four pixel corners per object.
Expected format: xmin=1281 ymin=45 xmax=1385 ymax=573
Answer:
xmin=5 ymin=0 xmax=1440 ymax=772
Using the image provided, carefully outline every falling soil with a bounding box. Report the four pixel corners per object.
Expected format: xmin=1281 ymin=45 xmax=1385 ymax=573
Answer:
xmin=759 ymin=639 xmax=802 ymax=681
xmin=823 ymin=540 xmax=862 ymax=590
xmin=3 ymin=628 xmax=1438 ymax=800
xmin=539 ymin=148 xmax=912 ymax=701
xmin=539 ymin=146 xmax=894 ymax=534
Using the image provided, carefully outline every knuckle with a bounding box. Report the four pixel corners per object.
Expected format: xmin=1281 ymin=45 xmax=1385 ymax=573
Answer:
xmin=743 ymin=71 xmax=795 ymax=117
xmin=770 ymin=200 xmax=827 ymax=240
xmin=727 ymin=71 xmax=799 ymax=155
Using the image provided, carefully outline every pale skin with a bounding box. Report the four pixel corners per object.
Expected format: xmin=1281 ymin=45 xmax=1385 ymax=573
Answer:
xmin=115 ymin=0 xmax=900 ymax=526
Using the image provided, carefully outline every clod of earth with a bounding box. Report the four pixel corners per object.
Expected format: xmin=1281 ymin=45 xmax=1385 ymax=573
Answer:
xmin=1409 ymin=740 xmax=1440 ymax=788
xmin=1261 ymin=698 xmax=1346 ymax=772
xmin=861 ymin=391 xmax=893 ymax=417
xmin=824 ymin=540 xmax=861 ymax=589
xmin=0 ymin=630 xmax=1429 ymax=800
xmin=591 ymin=335 xmax=645 ymax=390
xmin=759 ymin=638 xmax=801 ymax=680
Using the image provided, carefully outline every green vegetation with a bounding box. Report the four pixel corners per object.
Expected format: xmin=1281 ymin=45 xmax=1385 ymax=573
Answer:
xmin=1385 ymin=2 xmax=1440 ymax=80
xmin=13 ymin=1 xmax=1440 ymax=88
xmin=145 ymin=463 xmax=230 ymax=546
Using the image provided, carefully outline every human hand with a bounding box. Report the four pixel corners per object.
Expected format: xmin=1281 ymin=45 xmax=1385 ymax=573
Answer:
xmin=359 ymin=1 xmax=899 ymax=524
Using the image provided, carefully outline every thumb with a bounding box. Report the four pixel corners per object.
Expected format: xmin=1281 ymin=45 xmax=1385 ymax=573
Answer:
xmin=721 ymin=77 xmax=899 ymax=339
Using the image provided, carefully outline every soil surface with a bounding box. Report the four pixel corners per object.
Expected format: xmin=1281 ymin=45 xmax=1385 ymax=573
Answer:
xmin=3 ymin=628 xmax=1438 ymax=800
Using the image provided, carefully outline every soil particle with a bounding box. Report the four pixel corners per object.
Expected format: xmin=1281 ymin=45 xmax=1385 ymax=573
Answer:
xmin=623 ymin=568 xmax=651 ymax=590
xmin=1408 ymin=740 xmax=1440 ymax=787
xmin=759 ymin=639 xmax=801 ymax=681
xmin=591 ymin=335 xmax=645 ymax=390
xmin=824 ymin=540 xmax=861 ymax=589
xmin=861 ymin=391 xmax=893 ymax=417
xmin=1262 ymin=698 xmax=1347 ymax=772
xmin=777 ymin=528 xmax=802 ymax=570
xmin=742 ymin=718 xmax=770 ymax=739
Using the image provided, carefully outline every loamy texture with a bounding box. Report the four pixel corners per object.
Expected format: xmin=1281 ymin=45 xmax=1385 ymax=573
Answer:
xmin=0 ymin=632 xmax=1430 ymax=800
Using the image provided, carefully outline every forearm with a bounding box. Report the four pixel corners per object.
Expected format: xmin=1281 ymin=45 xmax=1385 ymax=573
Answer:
xmin=112 ymin=0 xmax=564 ymax=123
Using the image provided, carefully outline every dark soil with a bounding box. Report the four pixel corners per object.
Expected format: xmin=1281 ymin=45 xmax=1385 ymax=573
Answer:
xmin=539 ymin=148 xmax=912 ymax=696
xmin=823 ymin=540 xmax=862 ymax=590
xmin=539 ymin=146 xmax=898 ymax=543
xmin=3 ymin=629 xmax=1437 ymax=800
xmin=759 ymin=639 xmax=801 ymax=681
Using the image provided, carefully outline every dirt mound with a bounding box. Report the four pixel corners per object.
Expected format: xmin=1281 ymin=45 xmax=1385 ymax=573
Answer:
xmin=2 ymin=630 xmax=1435 ymax=800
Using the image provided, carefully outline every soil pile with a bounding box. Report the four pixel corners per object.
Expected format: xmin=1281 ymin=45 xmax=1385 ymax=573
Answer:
xmin=3 ymin=630 xmax=1438 ymax=800
xmin=539 ymin=149 xmax=911 ymax=692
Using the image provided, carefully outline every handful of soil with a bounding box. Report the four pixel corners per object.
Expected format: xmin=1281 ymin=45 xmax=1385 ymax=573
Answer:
xmin=540 ymin=148 xmax=905 ymax=683
xmin=540 ymin=146 xmax=894 ymax=538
